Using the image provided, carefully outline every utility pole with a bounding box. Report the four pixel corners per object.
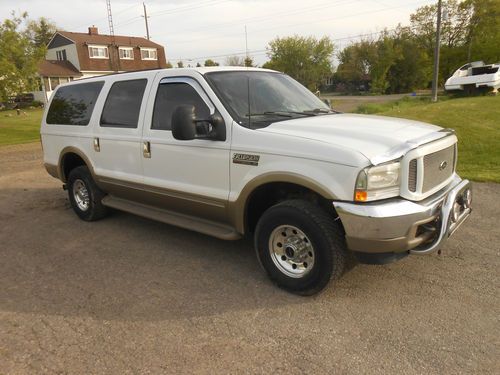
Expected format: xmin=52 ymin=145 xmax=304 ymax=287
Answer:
xmin=431 ymin=0 xmax=442 ymax=102
xmin=245 ymin=25 xmax=248 ymax=58
xmin=142 ymin=2 xmax=150 ymax=40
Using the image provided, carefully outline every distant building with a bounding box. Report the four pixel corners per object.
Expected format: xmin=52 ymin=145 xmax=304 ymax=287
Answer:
xmin=33 ymin=26 xmax=167 ymax=102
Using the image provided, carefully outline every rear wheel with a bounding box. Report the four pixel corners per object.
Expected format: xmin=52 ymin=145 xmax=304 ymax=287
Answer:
xmin=67 ymin=166 xmax=109 ymax=221
xmin=255 ymin=200 xmax=347 ymax=295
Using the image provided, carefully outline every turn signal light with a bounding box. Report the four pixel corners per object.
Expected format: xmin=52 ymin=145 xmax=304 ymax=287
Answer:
xmin=355 ymin=190 xmax=367 ymax=202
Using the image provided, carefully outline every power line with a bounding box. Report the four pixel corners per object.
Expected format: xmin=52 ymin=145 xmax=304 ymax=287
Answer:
xmin=149 ymin=0 xmax=231 ymax=17
xmin=152 ymin=0 xmax=357 ymax=38
xmin=166 ymin=0 xmax=432 ymax=47
xmin=72 ymin=2 xmax=138 ymax=30
xmin=171 ymin=28 xmax=401 ymax=62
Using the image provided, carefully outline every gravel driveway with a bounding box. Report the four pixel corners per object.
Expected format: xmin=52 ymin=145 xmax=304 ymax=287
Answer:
xmin=0 ymin=143 xmax=498 ymax=374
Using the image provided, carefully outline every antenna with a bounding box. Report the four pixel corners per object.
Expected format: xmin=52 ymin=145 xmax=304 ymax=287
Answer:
xmin=142 ymin=2 xmax=151 ymax=40
xmin=106 ymin=0 xmax=114 ymax=36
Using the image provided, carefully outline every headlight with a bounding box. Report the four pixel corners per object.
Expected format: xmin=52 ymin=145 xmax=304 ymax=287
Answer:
xmin=354 ymin=161 xmax=400 ymax=202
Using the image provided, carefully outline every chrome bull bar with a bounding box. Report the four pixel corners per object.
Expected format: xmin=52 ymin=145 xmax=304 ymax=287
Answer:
xmin=410 ymin=179 xmax=472 ymax=254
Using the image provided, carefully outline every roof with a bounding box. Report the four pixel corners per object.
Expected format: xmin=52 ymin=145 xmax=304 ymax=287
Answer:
xmin=38 ymin=60 xmax=82 ymax=77
xmin=57 ymin=31 xmax=163 ymax=49
xmin=180 ymin=66 xmax=277 ymax=74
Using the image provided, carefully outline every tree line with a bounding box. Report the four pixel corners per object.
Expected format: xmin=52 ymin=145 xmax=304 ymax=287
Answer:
xmin=333 ymin=0 xmax=500 ymax=93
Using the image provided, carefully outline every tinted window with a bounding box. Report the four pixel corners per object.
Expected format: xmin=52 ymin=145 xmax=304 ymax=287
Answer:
xmin=100 ymin=79 xmax=147 ymax=128
xmin=152 ymin=82 xmax=210 ymax=130
xmin=46 ymin=81 xmax=104 ymax=125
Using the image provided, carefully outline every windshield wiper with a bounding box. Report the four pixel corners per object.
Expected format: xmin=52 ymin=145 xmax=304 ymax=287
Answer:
xmin=248 ymin=111 xmax=319 ymax=118
xmin=247 ymin=111 xmax=293 ymax=117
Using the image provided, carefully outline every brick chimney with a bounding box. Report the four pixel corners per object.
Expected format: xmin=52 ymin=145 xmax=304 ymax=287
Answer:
xmin=88 ymin=26 xmax=98 ymax=35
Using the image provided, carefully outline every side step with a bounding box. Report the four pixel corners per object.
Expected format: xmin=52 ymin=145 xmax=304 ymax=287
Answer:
xmin=101 ymin=196 xmax=241 ymax=240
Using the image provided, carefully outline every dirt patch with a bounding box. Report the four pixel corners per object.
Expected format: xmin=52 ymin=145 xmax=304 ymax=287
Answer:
xmin=0 ymin=143 xmax=498 ymax=374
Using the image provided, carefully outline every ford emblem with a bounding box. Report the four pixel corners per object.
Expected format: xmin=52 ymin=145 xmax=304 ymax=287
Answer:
xmin=439 ymin=161 xmax=448 ymax=171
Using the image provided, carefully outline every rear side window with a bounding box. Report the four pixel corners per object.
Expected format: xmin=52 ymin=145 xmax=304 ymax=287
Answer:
xmin=46 ymin=81 xmax=104 ymax=125
xmin=100 ymin=79 xmax=147 ymax=128
xmin=152 ymin=82 xmax=210 ymax=131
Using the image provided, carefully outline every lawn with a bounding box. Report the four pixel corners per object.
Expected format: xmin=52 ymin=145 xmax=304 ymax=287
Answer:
xmin=0 ymin=108 xmax=43 ymax=146
xmin=355 ymin=95 xmax=500 ymax=183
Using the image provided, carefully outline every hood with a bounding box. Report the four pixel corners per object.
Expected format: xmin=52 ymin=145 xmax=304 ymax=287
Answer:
xmin=258 ymin=113 xmax=443 ymax=162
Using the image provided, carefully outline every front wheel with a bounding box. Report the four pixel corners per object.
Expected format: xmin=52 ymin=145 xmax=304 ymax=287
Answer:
xmin=255 ymin=200 xmax=347 ymax=295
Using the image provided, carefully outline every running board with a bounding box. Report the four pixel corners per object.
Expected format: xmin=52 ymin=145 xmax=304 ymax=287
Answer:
xmin=101 ymin=196 xmax=241 ymax=240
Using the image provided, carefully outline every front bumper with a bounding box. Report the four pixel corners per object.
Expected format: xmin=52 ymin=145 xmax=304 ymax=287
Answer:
xmin=333 ymin=175 xmax=472 ymax=254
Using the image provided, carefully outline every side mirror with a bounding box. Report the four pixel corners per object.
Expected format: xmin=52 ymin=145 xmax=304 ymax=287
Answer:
xmin=171 ymin=105 xmax=196 ymax=140
xmin=171 ymin=105 xmax=226 ymax=141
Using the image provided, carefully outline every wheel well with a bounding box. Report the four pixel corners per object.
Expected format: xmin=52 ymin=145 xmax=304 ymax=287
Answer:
xmin=245 ymin=182 xmax=336 ymax=234
xmin=61 ymin=152 xmax=86 ymax=181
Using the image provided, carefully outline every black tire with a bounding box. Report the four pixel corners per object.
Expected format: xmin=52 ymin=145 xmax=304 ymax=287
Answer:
xmin=255 ymin=200 xmax=347 ymax=295
xmin=67 ymin=166 xmax=109 ymax=221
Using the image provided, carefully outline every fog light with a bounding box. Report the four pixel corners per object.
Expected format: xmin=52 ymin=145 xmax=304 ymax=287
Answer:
xmin=463 ymin=188 xmax=472 ymax=208
xmin=451 ymin=201 xmax=461 ymax=223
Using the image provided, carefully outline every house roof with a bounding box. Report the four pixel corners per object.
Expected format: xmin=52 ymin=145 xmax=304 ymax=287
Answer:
xmin=57 ymin=31 xmax=163 ymax=49
xmin=38 ymin=60 xmax=82 ymax=77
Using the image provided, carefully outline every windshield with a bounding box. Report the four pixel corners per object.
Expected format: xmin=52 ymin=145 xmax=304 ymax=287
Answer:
xmin=204 ymin=71 xmax=332 ymax=128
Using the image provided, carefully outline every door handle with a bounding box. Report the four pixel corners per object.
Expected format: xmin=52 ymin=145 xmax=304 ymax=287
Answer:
xmin=93 ymin=137 xmax=100 ymax=152
xmin=143 ymin=141 xmax=151 ymax=158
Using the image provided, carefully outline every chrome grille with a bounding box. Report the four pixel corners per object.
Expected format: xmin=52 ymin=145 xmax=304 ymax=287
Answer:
xmin=422 ymin=145 xmax=455 ymax=193
xmin=408 ymin=159 xmax=417 ymax=192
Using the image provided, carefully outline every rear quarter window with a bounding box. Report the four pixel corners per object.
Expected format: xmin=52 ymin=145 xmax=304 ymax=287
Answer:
xmin=100 ymin=79 xmax=147 ymax=128
xmin=46 ymin=81 xmax=104 ymax=125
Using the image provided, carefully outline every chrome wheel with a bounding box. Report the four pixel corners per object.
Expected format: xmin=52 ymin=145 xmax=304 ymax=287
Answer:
xmin=268 ymin=225 xmax=315 ymax=278
xmin=72 ymin=179 xmax=90 ymax=211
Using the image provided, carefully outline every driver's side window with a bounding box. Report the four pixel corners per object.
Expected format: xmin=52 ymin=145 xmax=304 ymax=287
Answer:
xmin=152 ymin=82 xmax=210 ymax=131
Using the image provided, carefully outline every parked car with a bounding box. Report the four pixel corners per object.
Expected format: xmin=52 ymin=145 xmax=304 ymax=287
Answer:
xmin=40 ymin=67 xmax=472 ymax=295
xmin=445 ymin=61 xmax=500 ymax=93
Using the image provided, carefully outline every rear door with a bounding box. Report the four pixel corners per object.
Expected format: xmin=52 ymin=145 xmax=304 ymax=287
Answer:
xmin=91 ymin=72 xmax=155 ymax=196
xmin=140 ymin=74 xmax=231 ymax=223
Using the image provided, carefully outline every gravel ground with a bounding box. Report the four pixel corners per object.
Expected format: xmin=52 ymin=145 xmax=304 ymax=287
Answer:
xmin=0 ymin=143 xmax=498 ymax=374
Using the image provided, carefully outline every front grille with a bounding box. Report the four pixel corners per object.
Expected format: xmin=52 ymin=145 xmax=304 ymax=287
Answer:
xmin=408 ymin=159 xmax=417 ymax=192
xmin=422 ymin=145 xmax=455 ymax=193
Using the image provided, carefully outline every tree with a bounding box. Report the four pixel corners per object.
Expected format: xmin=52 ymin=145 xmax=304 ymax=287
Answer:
xmin=387 ymin=26 xmax=432 ymax=93
xmin=225 ymin=55 xmax=245 ymax=66
xmin=0 ymin=12 xmax=46 ymax=100
xmin=410 ymin=0 xmax=474 ymax=81
xmin=25 ymin=17 xmax=56 ymax=48
xmin=165 ymin=61 xmax=173 ymax=68
xmin=177 ymin=61 xmax=184 ymax=68
xmin=244 ymin=56 xmax=254 ymax=67
xmin=204 ymin=59 xmax=219 ymax=66
xmin=466 ymin=0 xmax=500 ymax=63
xmin=263 ymin=35 xmax=334 ymax=90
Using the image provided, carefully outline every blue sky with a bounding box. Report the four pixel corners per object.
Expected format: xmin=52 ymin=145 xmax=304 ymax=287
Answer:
xmin=1 ymin=0 xmax=437 ymax=66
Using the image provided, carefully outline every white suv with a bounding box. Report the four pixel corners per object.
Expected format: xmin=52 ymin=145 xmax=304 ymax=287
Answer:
xmin=40 ymin=67 xmax=472 ymax=295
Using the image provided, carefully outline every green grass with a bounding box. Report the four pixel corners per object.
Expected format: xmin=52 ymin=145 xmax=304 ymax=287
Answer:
xmin=355 ymin=95 xmax=500 ymax=183
xmin=0 ymin=108 xmax=43 ymax=146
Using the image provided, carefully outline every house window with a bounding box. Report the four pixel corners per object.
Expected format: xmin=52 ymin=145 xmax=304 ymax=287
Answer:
xmin=140 ymin=48 xmax=157 ymax=60
xmin=119 ymin=47 xmax=134 ymax=60
xmin=56 ymin=50 xmax=67 ymax=61
xmin=88 ymin=45 xmax=109 ymax=59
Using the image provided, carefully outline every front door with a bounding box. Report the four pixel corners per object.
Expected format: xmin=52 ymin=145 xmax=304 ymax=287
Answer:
xmin=141 ymin=76 xmax=231 ymax=224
